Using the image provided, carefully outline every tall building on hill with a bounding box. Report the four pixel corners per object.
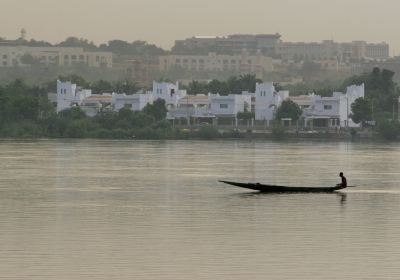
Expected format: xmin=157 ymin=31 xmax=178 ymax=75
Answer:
xmin=159 ymin=50 xmax=273 ymax=79
xmin=173 ymin=34 xmax=389 ymax=62
xmin=0 ymin=45 xmax=113 ymax=68
xmin=173 ymin=34 xmax=282 ymax=55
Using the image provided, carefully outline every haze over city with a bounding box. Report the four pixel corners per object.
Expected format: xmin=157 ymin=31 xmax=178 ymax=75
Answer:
xmin=1 ymin=0 xmax=399 ymax=52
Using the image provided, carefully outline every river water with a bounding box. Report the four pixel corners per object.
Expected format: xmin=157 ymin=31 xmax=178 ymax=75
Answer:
xmin=0 ymin=139 xmax=400 ymax=280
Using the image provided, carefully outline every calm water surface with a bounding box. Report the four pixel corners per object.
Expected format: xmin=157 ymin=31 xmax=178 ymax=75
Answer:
xmin=1 ymin=139 xmax=400 ymax=280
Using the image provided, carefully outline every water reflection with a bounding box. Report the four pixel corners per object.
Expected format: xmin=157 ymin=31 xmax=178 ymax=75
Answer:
xmin=0 ymin=140 xmax=400 ymax=280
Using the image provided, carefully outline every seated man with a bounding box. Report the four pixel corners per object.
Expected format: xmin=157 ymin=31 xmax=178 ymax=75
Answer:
xmin=339 ymin=172 xmax=347 ymax=187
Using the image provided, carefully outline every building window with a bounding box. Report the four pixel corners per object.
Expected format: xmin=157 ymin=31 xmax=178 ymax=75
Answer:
xmin=176 ymin=59 xmax=181 ymax=63
xmin=79 ymin=55 xmax=85 ymax=60
xmin=64 ymin=55 xmax=69 ymax=60
xmin=324 ymin=105 xmax=332 ymax=110
xmin=96 ymin=56 xmax=100 ymax=62
xmin=220 ymin=104 xmax=228 ymax=109
xmin=71 ymin=55 xmax=77 ymax=60
xmin=2 ymin=54 xmax=7 ymax=59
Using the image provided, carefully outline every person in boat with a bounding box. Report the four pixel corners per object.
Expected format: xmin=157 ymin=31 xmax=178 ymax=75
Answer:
xmin=339 ymin=172 xmax=347 ymax=187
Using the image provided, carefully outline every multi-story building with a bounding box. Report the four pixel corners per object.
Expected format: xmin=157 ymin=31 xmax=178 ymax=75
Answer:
xmin=366 ymin=43 xmax=390 ymax=60
xmin=173 ymin=34 xmax=282 ymax=55
xmin=278 ymin=40 xmax=389 ymax=62
xmin=56 ymin=80 xmax=92 ymax=113
xmin=277 ymin=40 xmax=340 ymax=61
xmin=0 ymin=46 xmax=113 ymax=68
xmin=152 ymin=81 xmax=187 ymax=109
xmin=253 ymin=82 xmax=289 ymax=122
xmin=159 ymin=50 xmax=273 ymax=79
xmin=112 ymin=93 xmax=154 ymax=112
xmin=290 ymin=84 xmax=365 ymax=128
xmin=173 ymin=34 xmax=390 ymax=62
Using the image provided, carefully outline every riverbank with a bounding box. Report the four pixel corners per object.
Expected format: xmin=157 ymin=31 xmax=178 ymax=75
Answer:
xmin=0 ymin=125 xmax=386 ymax=142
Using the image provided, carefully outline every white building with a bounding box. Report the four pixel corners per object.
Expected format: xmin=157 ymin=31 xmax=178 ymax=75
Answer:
xmin=167 ymin=95 xmax=212 ymax=119
xmin=152 ymin=81 xmax=187 ymax=108
xmin=254 ymin=82 xmax=289 ymax=122
xmin=302 ymin=84 xmax=365 ymax=128
xmin=210 ymin=94 xmax=251 ymax=117
xmin=81 ymin=95 xmax=113 ymax=117
xmin=166 ymin=93 xmax=251 ymax=121
xmin=57 ymin=80 xmax=92 ymax=113
xmin=112 ymin=93 xmax=153 ymax=112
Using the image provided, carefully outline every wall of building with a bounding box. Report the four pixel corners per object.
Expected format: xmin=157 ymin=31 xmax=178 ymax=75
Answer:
xmin=0 ymin=46 xmax=113 ymax=68
xmin=159 ymin=51 xmax=273 ymax=78
xmin=173 ymin=34 xmax=389 ymax=62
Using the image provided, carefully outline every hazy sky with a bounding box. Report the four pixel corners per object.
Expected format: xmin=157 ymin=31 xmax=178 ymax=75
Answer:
xmin=1 ymin=0 xmax=399 ymax=53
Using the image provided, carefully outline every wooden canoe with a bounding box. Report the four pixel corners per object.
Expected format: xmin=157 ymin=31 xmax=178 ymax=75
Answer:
xmin=219 ymin=180 xmax=347 ymax=193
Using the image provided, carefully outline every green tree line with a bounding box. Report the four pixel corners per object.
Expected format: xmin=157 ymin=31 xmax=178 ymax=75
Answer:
xmin=184 ymin=74 xmax=263 ymax=95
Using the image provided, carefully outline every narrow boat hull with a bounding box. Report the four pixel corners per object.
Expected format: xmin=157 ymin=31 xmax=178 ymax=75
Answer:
xmin=219 ymin=181 xmax=347 ymax=193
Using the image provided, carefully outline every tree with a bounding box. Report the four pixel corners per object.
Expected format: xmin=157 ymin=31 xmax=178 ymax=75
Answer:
xmin=58 ymin=74 xmax=90 ymax=88
xmin=351 ymin=98 xmax=372 ymax=126
xmin=187 ymin=81 xmax=208 ymax=95
xmin=207 ymin=79 xmax=228 ymax=95
xmin=276 ymin=100 xmax=302 ymax=122
xmin=58 ymin=107 xmax=86 ymax=120
xmin=113 ymin=80 xmax=139 ymax=94
xmin=143 ymin=99 xmax=167 ymax=121
xmin=58 ymin=37 xmax=97 ymax=51
xmin=226 ymin=75 xmax=262 ymax=94
xmin=100 ymin=40 xmax=166 ymax=56
xmin=20 ymin=54 xmax=41 ymax=66
xmin=377 ymin=120 xmax=400 ymax=140
xmin=237 ymin=107 xmax=255 ymax=120
xmin=343 ymin=67 xmax=399 ymax=114
xmin=91 ymin=80 xmax=114 ymax=94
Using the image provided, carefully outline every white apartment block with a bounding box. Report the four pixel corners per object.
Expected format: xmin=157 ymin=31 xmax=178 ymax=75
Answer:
xmin=55 ymin=80 xmax=185 ymax=116
xmin=152 ymin=81 xmax=187 ymax=108
xmin=57 ymin=80 xmax=92 ymax=113
xmin=112 ymin=93 xmax=154 ymax=112
xmin=167 ymin=95 xmax=212 ymax=119
xmin=0 ymin=46 xmax=113 ymax=68
xmin=295 ymin=84 xmax=365 ymax=128
xmin=159 ymin=50 xmax=273 ymax=78
xmin=81 ymin=95 xmax=113 ymax=117
xmin=167 ymin=94 xmax=251 ymax=120
xmin=254 ymin=82 xmax=289 ymax=122
xmin=210 ymin=94 xmax=251 ymax=117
